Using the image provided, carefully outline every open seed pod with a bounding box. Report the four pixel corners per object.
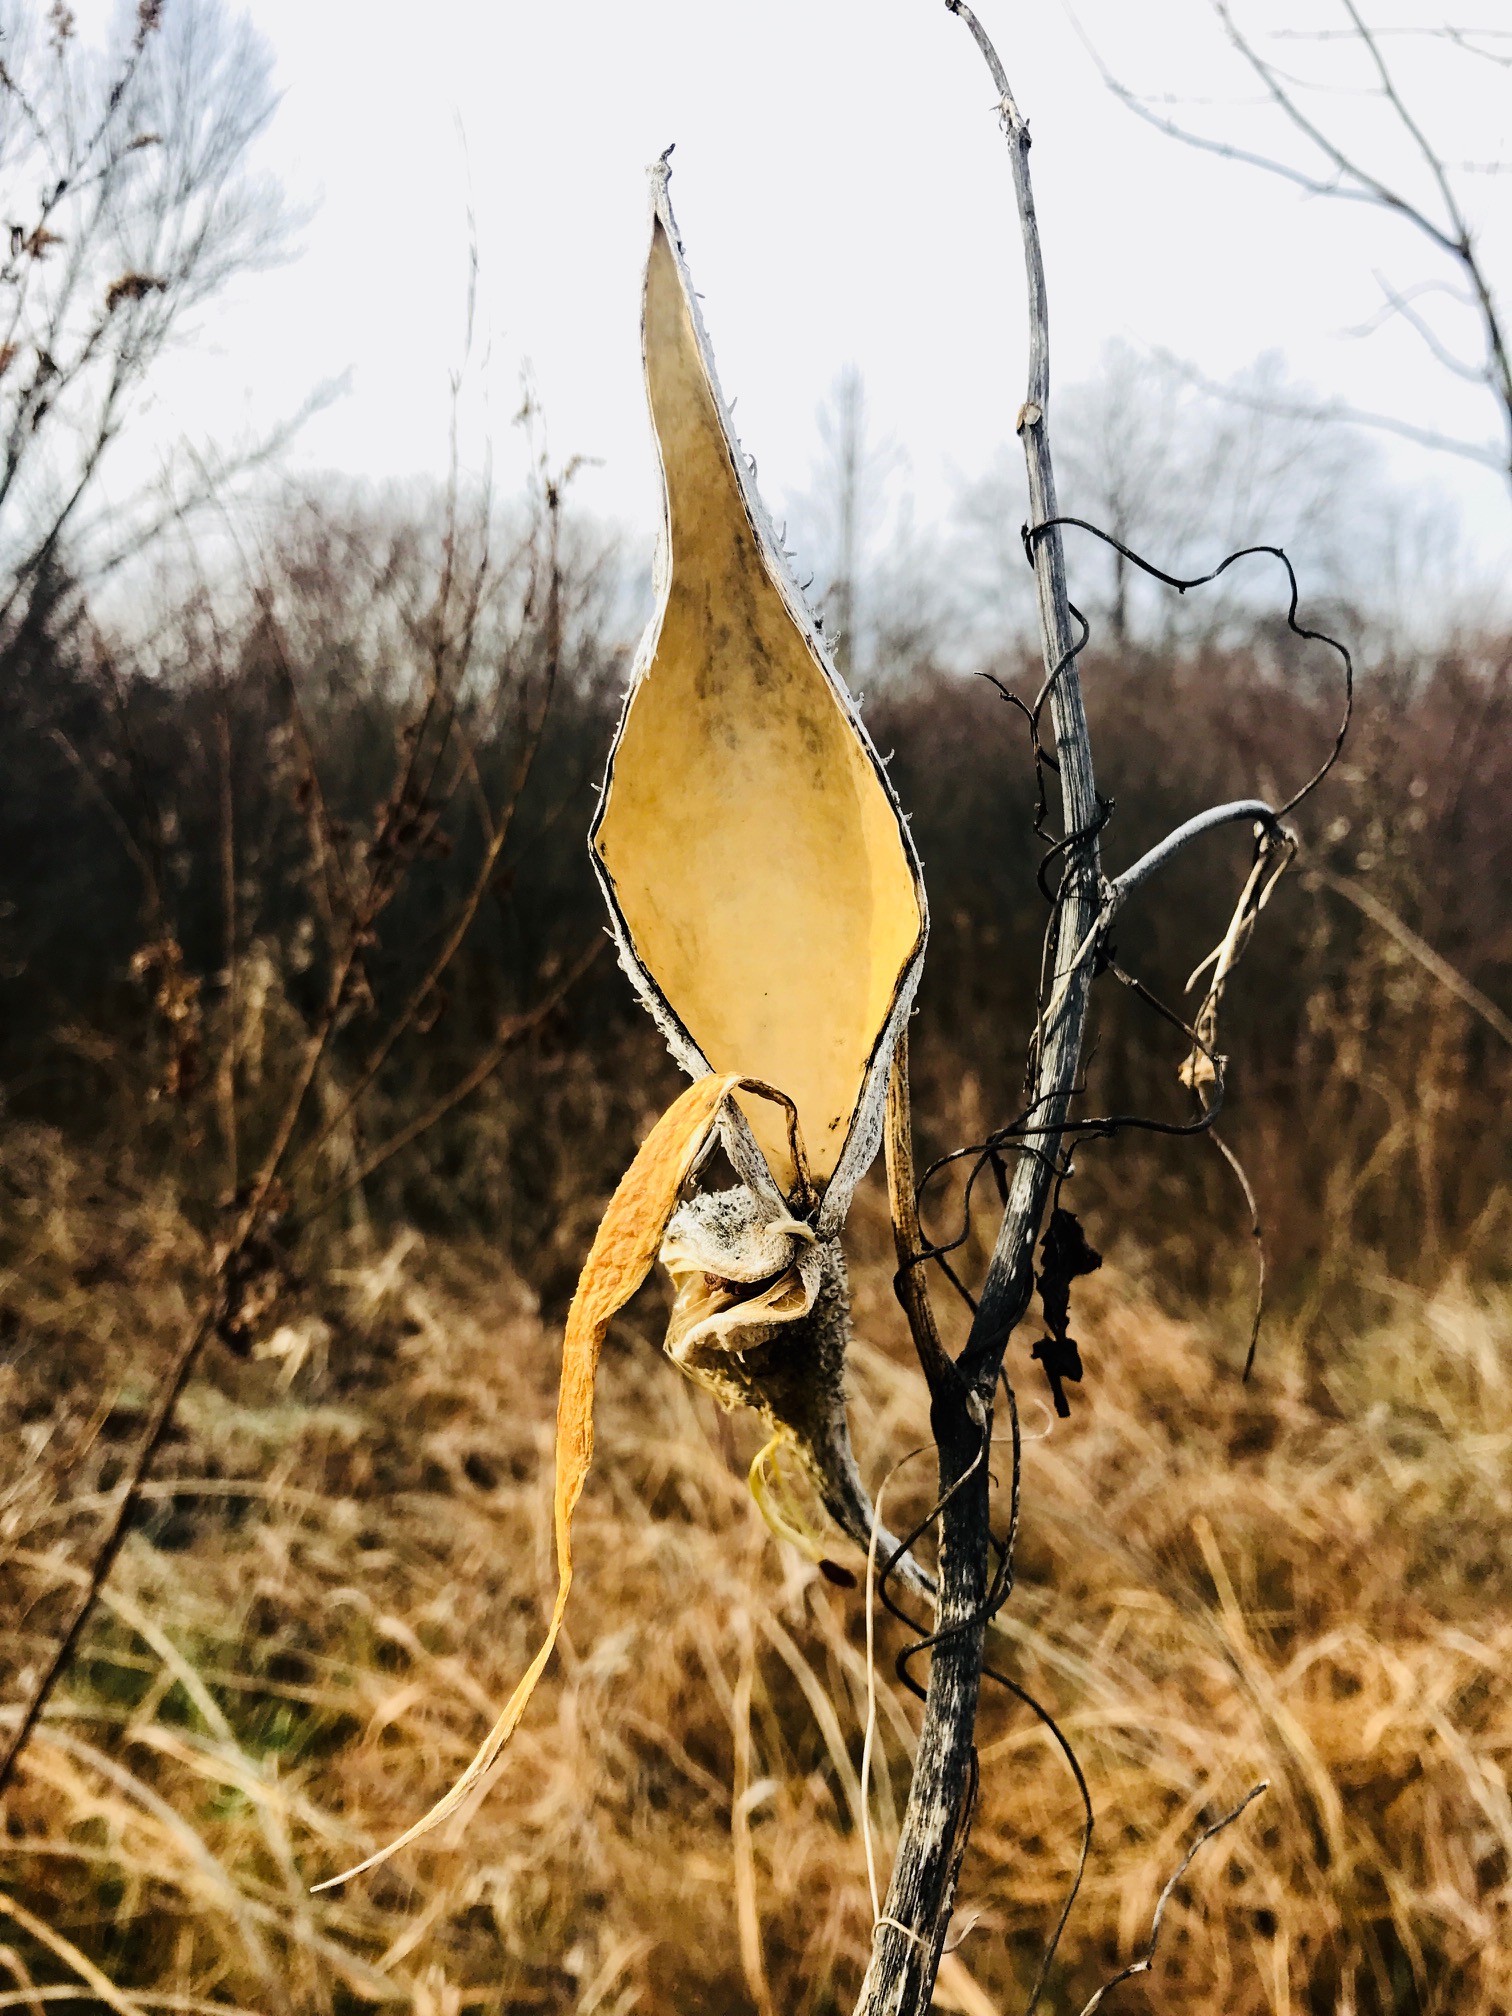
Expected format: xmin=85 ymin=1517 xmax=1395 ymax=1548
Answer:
xmin=317 ymin=173 xmax=930 ymax=1890
xmin=590 ymin=166 xmax=929 ymax=1589
xmin=591 ymin=165 xmax=927 ymax=1238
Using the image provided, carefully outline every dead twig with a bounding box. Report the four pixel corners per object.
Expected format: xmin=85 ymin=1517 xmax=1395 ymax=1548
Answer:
xmin=884 ymin=1030 xmax=954 ymax=1397
xmin=0 ymin=1305 xmax=216 ymax=1800
xmin=1074 ymin=1783 xmax=1269 ymax=2016
xmin=1085 ymin=1 xmax=1512 ymax=491
xmin=293 ymin=936 xmax=604 ymax=1226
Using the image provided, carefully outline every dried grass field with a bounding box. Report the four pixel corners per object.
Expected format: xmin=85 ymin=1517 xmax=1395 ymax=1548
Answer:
xmin=1 ymin=3 xmax=1510 ymax=2008
xmin=3 ymin=1113 xmax=1509 ymax=2015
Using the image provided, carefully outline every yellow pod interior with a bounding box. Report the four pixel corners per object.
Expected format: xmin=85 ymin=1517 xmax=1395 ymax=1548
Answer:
xmin=593 ymin=219 xmax=923 ymax=1194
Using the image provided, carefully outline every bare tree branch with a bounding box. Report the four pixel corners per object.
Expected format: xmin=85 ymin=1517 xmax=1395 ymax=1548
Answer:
xmin=0 ymin=0 xmax=297 ymax=644
xmin=1362 ymin=273 xmax=1489 ymax=384
xmin=1441 ymin=25 xmax=1512 ymax=69
xmin=1150 ymin=350 xmax=1507 ymax=473
xmin=0 ymin=1307 xmax=216 ymax=1800
xmin=1087 ymin=2 xmax=1512 ymax=493
xmin=884 ymin=1028 xmax=953 ymax=1396
xmin=1107 ymin=800 xmax=1282 ymax=913
xmin=855 ymin=5 xmax=1107 ymax=2007
xmin=1309 ymin=866 xmax=1512 ymax=1047
xmin=294 ymin=937 xmax=605 ymax=1226
xmin=1074 ymin=1783 xmax=1269 ymax=2016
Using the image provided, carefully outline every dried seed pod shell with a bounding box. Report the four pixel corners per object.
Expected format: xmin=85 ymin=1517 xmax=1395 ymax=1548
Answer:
xmin=661 ymin=1187 xmax=930 ymax=1597
xmin=591 ymin=167 xmax=926 ymax=1237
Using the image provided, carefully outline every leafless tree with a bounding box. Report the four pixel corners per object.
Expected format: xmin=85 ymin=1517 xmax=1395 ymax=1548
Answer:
xmin=0 ymin=0 xmax=296 ymax=647
xmin=0 ymin=393 xmax=603 ymax=1813
xmin=787 ymin=365 xmax=955 ymax=684
xmin=1088 ymin=2 xmax=1512 ymax=497
xmin=821 ymin=364 xmax=868 ymax=676
xmin=960 ymin=340 xmax=1472 ymax=656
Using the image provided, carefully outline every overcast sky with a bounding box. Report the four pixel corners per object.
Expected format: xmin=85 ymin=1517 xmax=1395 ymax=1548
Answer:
xmin=139 ymin=0 xmax=1510 ymax=589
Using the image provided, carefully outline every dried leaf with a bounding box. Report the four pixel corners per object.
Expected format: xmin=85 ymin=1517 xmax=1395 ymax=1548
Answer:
xmin=1033 ymin=1206 xmax=1102 ymax=1419
xmin=105 ymin=271 xmax=166 ymax=312
xmin=314 ymin=1070 xmax=745 ymax=1889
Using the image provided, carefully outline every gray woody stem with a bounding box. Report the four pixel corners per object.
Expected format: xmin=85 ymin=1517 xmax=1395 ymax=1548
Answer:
xmin=855 ymin=7 xmax=1105 ymax=2011
xmin=1036 ymin=800 xmax=1284 ymax=1052
xmin=1108 ymin=800 xmax=1280 ymax=914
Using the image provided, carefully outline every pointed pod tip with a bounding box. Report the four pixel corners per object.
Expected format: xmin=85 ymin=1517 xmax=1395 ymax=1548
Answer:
xmin=603 ymin=185 xmax=927 ymax=1212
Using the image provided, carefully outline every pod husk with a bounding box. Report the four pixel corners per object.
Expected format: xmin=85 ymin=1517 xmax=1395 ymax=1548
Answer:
xmin=321 ymin=175 xmax=935 ymax=1889
xmin=590 ymin=167 xmax=927 ymax=1238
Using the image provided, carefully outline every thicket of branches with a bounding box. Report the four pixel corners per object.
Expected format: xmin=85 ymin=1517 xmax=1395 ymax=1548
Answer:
xmin=0 ymin=0 xmax=295 ymax=650
xmin=3 ymin=471 xmax=1508 ymax=1330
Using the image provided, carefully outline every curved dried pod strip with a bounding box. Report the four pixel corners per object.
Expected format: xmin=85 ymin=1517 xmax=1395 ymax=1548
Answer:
xmin=319 ymin=1073 xmax=749 ymax=1889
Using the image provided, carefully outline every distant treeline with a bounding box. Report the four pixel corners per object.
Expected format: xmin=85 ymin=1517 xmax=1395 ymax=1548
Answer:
xmin=2 ymin=486 xmax=1508 ymax=1324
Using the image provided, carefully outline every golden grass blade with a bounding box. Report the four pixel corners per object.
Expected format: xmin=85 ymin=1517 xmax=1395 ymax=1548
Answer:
xmin=730 ymin=1635 xmax=776 ymax=2016
xmin=934 ymin=1952 xmax=1004 ymax=2016
xmin=0 ymin=1894 xmax=139 ymax=2016
xmin=314 ymin=1072 xmax=745 ymax=1889
xmin=18 ymin=1726 xmax=284 ymax=1994
xmin=0 ymin=1940 xmax=45 ymax=2016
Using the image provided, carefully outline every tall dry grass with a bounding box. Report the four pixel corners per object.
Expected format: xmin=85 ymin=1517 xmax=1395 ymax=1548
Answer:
xmin=1 ymin=1120 xmax=1508 ymax=2014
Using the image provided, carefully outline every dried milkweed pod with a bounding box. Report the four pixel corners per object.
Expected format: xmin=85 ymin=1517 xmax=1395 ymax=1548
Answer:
xmin=591 ymin=165 xmax=927 ymax=1565
xmin=592 ymin=165 xmax=927 ymax=1233
xmin=317 ymin=171 xmax=928 ymax=1889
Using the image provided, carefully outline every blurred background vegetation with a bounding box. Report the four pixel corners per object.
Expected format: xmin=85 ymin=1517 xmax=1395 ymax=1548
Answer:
xmin=0 ymin=2 xmax=1509 ymax=2012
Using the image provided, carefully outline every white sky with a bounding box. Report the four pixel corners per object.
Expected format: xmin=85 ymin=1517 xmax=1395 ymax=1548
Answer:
xmin=146 ymin=0 xmax=1511 ymax=582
